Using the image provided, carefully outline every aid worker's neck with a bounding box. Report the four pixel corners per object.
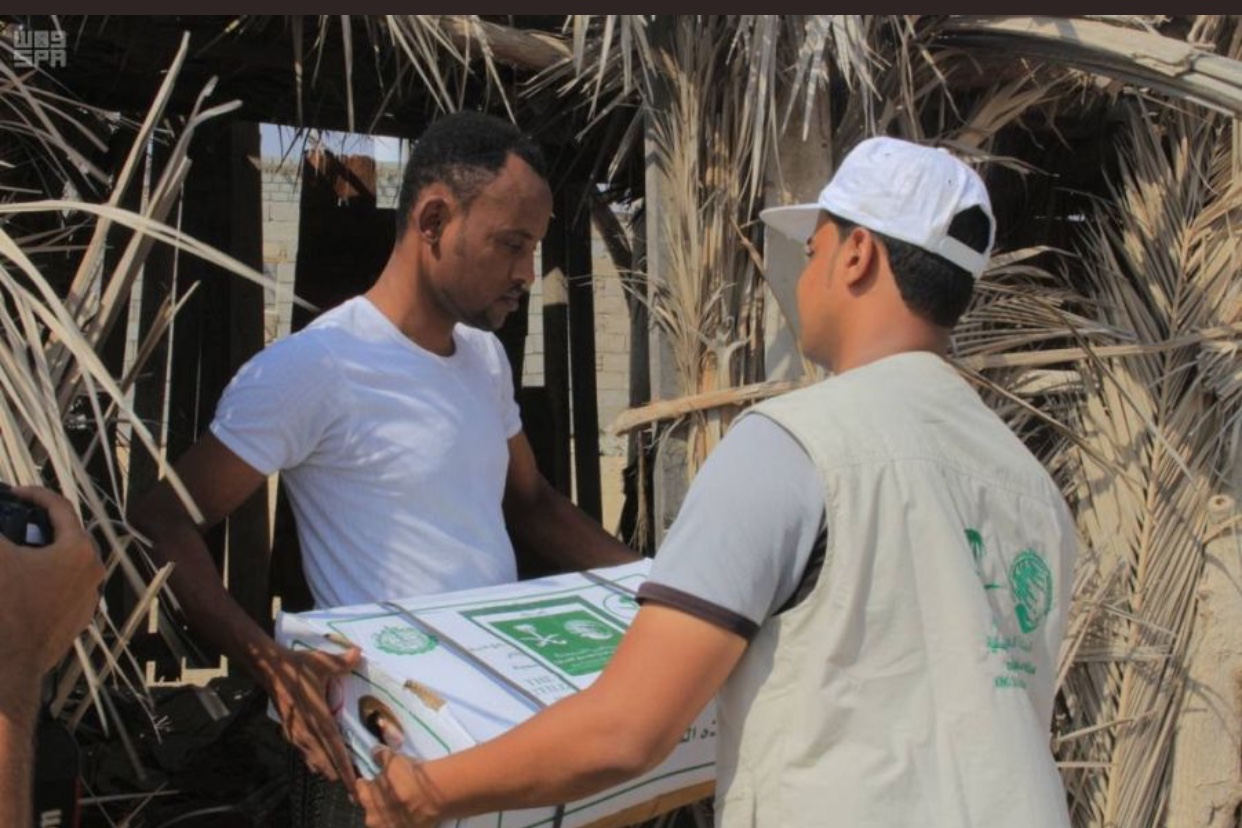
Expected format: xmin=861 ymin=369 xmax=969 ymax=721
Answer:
xmin=824 ymin=304 xmax=950 ymax=375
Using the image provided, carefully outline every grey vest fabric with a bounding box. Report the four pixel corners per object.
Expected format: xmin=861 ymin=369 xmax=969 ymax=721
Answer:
xmin=715 ymin=352 xmax=1074 ymax=827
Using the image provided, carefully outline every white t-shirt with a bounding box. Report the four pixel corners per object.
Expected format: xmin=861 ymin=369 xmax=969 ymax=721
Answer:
xmin=210 ymin=296 xmax=523 ymax=608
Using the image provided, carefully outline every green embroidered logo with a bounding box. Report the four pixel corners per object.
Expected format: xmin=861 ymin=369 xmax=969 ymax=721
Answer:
xmin=966 ymin=528 xmax=985 ymax=565
xmin=966 ymin=528 xmax=1003 ymax=590
xmin=1008 ymin=550 xmax=1054 ymax=634
xmin=373 ymin=625 xmax=438 ymax=656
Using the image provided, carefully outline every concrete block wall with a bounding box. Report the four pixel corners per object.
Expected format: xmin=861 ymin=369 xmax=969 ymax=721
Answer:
xmin=523 ymin=271 xmax=546 ymax=386
xmin=375 ymin=164 xmax=402 ymax=210
xmin=260 ymin=159 xmax=303 ymax=342
xmin=519 ymin=230 xmax=632 ymax=458
xmin=590 ymin=233 xmax=632 ymax=458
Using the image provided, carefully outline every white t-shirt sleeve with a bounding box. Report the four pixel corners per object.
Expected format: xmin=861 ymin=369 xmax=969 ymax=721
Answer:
xmin=485 ymin=333 xmax=522 ymax=439
xmin=637 ymin=414 xmax=826 ymax=638
xmin=209 ymin=335 xmax=340 ymax=475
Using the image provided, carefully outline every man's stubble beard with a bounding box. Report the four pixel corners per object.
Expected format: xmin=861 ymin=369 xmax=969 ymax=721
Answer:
xmin=457 ymin=303 xmax=506 ymax=333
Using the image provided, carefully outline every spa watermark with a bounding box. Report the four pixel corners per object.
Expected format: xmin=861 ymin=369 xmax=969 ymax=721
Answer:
xmin=11 ymin=28 xmax=67 ymax=69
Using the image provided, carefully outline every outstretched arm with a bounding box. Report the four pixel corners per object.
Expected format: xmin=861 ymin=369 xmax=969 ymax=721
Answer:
xmin=503 ymin=432 xmax=639 ymax=571
xmin=357 ymin=604 xmax=746 ymax=827
xmin=128 ymin=435 xmax=360 ymax=788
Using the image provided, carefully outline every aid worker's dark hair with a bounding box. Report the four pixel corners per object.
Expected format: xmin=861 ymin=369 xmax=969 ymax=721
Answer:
xmin=825 ymin=206 xmax=991 ymax=328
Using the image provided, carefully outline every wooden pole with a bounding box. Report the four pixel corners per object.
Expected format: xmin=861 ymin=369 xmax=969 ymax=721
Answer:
xmin=94 ymin=130 xmax=138 ymax=626
xmin=220 ymin=121 xmax=272 ymax=634
xmin=591 ymin=195 xmax=652 ymax=548
xmin=125 ymin=155 xmax=184 ymax=679
xmin=565 ymin=184 xmax=602 ymax=521
xmin=762 ymin=91 xmax=833 ymax=383
xmin=643 ymin=17 xmax=689 ymax=544
xmin=540 ymin=264 xmax=573 ymax=497
xmin=1166 ymin=493 xmax=1242 ymax=828
xmin=126 ymin=167 xmax=175 ymax=512
xmin=609 ymin=379 xmax=810 ymax=436
xmin=170 ymin=121 xmax=271 ymax=654
xmin=540 ymin=189 xmax=573 ymax=498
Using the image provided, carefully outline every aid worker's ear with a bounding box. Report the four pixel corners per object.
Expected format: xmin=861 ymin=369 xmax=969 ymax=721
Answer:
xmin=840 ymin=226 xmax=880 ymax=287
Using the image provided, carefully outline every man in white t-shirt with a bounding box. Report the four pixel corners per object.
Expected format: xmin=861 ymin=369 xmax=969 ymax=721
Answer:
xmin=357 ymin=138 xmax=1078 ymax=827
xmin=128 ymin=112 xmax=637 ymax=826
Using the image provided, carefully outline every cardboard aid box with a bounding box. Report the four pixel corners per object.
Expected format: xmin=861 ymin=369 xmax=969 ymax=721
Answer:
xmin=275 ymin=560 xmax=717 ymax=827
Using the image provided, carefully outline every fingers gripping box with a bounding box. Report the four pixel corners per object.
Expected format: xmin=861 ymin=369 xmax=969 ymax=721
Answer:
xmin=275 ymin=560 xmax=717 ymax=828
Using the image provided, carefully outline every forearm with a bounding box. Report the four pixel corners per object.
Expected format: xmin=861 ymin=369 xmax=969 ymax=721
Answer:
xmin=507 ymin=486 xmax=639 ymax=571
xmin=133 ymin=501 xmax=282 ymax=689
xmin=361 ymin=606 xmax=745 ymax=827
xmin=413 ymin=686 xmax=661 ymax=822
xmin=0 ymin=674 xmax=40 ymax=826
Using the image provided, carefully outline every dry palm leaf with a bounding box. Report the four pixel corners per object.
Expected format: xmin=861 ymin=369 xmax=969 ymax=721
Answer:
xmin=1049 ymin=104 xmax=1241 ymax=828
xmin=0 ymin=37 xmax=286 ymax=736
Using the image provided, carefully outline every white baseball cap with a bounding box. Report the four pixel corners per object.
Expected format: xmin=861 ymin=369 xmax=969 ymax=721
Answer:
xmin=760 ymin=136 xmax=995 ymax=279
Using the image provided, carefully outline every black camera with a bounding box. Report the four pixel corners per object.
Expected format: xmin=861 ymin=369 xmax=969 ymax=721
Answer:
xmin=0 ymin=482 xmax=52 ymax=546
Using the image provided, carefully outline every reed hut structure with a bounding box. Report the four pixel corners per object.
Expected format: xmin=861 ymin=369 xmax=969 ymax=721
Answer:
xmin=3 ymin=14 xmax=1242 ymax=827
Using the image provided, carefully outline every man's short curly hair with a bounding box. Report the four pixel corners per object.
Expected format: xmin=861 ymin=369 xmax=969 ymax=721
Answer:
xmin=395 ymin=111 xmax=547 ymax=237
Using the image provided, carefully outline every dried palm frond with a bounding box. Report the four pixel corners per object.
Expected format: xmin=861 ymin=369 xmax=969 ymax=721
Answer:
xmin=375 ymin=15 xmax=512 ymax=119
xmin=1050 ymin=104 xmax=1241 ymax=828
xmin=633 ymin=16 xmax=938 ymax=475
xmin=933 ymin=38 xmax=1242 ymax=821
xmin=639 ymin=16 xmax=855 ymax=472
xmin=941 ymin=16 xmax=1242 ymax=117
xmin=227 ymin=15 xmax=565 ymax=131
xmin=0 ymin=37 xmax=283 ymax=737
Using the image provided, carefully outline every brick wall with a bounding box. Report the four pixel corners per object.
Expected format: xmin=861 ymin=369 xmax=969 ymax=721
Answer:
xmin=260 ymin=159 xmax=303 ymax=341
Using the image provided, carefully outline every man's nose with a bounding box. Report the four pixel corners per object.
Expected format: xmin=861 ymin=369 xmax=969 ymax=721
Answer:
xmin=517 ymin=252 xmax=537 ymax=288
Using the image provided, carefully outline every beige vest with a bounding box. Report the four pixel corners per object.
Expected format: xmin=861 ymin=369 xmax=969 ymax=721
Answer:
xmin=715 ymin=353 xmax=1073 ymax=827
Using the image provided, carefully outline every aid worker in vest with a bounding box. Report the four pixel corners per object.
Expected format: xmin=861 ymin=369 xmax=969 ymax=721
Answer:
xmin=356 ymin=136 xmax=1078 ymax=828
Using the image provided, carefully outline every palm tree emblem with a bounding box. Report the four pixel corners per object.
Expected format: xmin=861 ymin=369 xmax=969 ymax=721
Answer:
xmin=1008 ymin=550 xmax=1053 ymax=634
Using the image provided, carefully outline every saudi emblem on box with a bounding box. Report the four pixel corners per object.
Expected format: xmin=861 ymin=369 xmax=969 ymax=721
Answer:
xmin=275 ymin=559 xmax=716 ymax=827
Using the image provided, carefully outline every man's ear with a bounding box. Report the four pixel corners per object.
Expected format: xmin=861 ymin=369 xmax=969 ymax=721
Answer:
xmin=840 ymin=226 xmax=879 ymax=287
xmin=414 ymin=195 xmax=451 ymax=246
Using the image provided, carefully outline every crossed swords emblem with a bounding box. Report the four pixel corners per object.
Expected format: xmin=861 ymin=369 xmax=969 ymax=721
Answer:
xmin=513 ymin=622 xmax=566 ymax=648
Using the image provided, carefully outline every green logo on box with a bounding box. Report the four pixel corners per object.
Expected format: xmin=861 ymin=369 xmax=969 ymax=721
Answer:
xmin=603 ymin=593 xmax=639 ymax=620
xmin=490 ymin=609 xmax=623 ymax=677
xmin=374 ymin=625 xmax=438 ymax=656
